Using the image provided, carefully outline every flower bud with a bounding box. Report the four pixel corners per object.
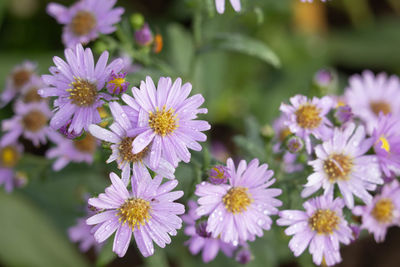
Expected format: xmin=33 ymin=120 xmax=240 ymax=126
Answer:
xmin=286 ymin=136 xmax=304 ymax=153
xmin=209 ymin=165 xmax=229 ymax=185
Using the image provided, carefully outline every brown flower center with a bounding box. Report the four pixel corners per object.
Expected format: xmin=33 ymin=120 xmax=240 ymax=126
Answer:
xmin=148 ymin=106 xmax=178 ymax=136
xmin=323 ymin=154 xmax=353 ymax=182
xmin=117 ymin=198 xmax=151 ymax=230
xmin=223 ymin=187 xmax=253 ymax=214
xmin=13 ymin=69 xmax=32 ymax=89
xmin=67 ymin=78 xmax=97 ymax=107
xmin=73 ymin=134 xmax=97 ymax=153
xmin=309 ymin=209 xmax=340 ymax=234
xmin=0 ymin=146 xmax=20 ymax=168
xmin=279 ymin=127 xmax=292 ymax=142
xmin=71 ymin=11 xmax=97 ymax=36
xmin=295 ymin=104 xmax=322 ymax=129
xmin=22 ymin=110 xmax=47 ymax=132
xmin=119 ymin=137 xmax=149 ymax=163
xmin=23 ymin=87 xmax=42 ymax=103
xmin=370 ymin=101 xmax=391 ymax=116
xmin=372 ymin=198 xmax=394 ymax=223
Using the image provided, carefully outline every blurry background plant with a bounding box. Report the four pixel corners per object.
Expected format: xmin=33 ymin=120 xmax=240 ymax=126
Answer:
xmin=1 ymin=0 xmax=400 ymax=267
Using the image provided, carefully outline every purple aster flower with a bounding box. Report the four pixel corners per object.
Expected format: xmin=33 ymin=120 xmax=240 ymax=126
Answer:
xmin=344 ymin=70 xmax=400 ymax=133
xmin=1 ymin=61 xmax=37 ymax=107
xmin=182 ymin=200 xmax=235 ymax=263
xmin=135 ymin=23 xmax=153 ymax=46
xmin=195 ymin=158 xmax=282 ymax=245
xmin=286 ymin=136 xmax=304 ymax=153
xmin=122 ymin=76 xmax=210 ymax=168
xmin=14 ymin=75 xmax=46 ymax=108
xmin=0 ymin=143 xmax=23 ymax=193
xmin=86 ymin=172 xmax=185 ymax=257
xmin=89 ymin=102 xmax=175 ymax=185
xmin=69 ymin=218 xmax=102 ymax=253
xmin=39 ymin=44 xmax=124 ymax=134
xmin=215 ymin=0 xmax=241 ymax=14
xmin=277 ymin=195 xmax=353 ymax=266
xmin=47 ymin=0 xmax=124 ymax=48
xmin=301 ymin=123 xmax=383 ymax=208
xmin=280 ymin=95 xmax=334 ymax=154
xmin=106 ymin=71 xmax=129 ymax=95
xmin=334 ymin=105 xmax=353 ymax=125
xmin=209 ymin=165 xmax=230 ymax=185
xmin=46 ymin=132 xmax=98 ymax=171
xmin=353 ymin=180 xmax=400 ymax=242
xmin=372 ymin=113 xmax=400 ymax=177
xmin=1 ymin=102 xmax=52 ymax=147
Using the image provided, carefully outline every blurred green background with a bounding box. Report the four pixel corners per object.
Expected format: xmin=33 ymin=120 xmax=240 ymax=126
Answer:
xmin=1 ymin=0 xmax=400 ymax=266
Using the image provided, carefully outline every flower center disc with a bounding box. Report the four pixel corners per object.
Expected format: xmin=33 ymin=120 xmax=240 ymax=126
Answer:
xmin=73 ymin=134 xmax=97 ymax=153
xmin=13 ymin=69 xmax=32 ymax=89
xmin=23 ymin=87 xmax=42 ymax=103
xmin=223 ymin=187 xmax=253 ymax=214
xmin=118 ymin=198 xmax=151 ymax=230
xmin=0 ymin=146 xmax=20 ymax=168
xmin=309 ymin=209 xmax=340 ymax=234
xmin=71 ymin=11 xmax=97 ymax=36
xmin=148 ymin=106 xmax=178 ymax=136
xmin=323 ymin=154 xmax=353 ymax=182
xmin=370 ymin=101 xmax=391 ymax=116
xmin=68 ymin=78 xmax=97 ymax=107
xmin=22 ymin=110 xmax=47 ymax=132
xmin=119 ymin=137 xmax=149 ymax=163
xmin=372 ymin=198 xmax=394 ymax=223
xmin=279 ymin=127 xmax=292 ymax=142
xmin=295 ymin=104 xmax=322 ymax=129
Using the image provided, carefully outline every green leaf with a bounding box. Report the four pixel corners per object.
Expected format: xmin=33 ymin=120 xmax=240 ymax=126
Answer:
xmin=0 ymin=192 xmax=89 ymax=267
xmin=96 ymin=239 xmax=116 ymax=267
xmin=212 ymin=33 xmax=281 ymax=68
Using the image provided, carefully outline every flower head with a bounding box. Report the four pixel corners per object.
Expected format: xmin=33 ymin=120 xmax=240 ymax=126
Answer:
xmin=86 ymin=172 xmax=184 ymax=257
xmin=334 ymin=105 xmax=353 ymax=125
xmin=106 ymin=72 xmax=129 ymax=95
xmin=353 ymin=180 xmax=400 ymax=242
xmin=122 ymin=76 xmax=210 ymax=168
xmin=209 ymin=165 xmax=230 ymax=185
xmin=47 ymin=0 xmax=124 ymax=47
xmin=40 ymin=44 xmax=123 ymax=134
xmin=277 ymin=195 xmax=353 ymax=266
xmin=302 ymin=123 xmax=383 ymax=208
xmin=215 ymin=0 xmax=241 ymax=14
xmin=195 ymin=158 xmax=282 ymax=244
xmin=0 ymin=143 xmax=23 ymax=192
xmin=135 ymin=23 xmax=153 ymax=46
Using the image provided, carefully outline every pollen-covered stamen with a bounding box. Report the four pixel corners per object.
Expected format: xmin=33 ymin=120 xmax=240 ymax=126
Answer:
xmin=71 ymin=11 xmax=97 ymax=36
xmin=323 ymin=154 xmax=353 ymax=182
xmin=73 ymin=134 xmax=97 ymax=153
xmin=372 ymin=198 xmax=394 ymax=223
xmin=13 ymin=69 xmax=32 ymax=89
xmin=370 ymin=101 xmax=391 ymax=116
xmin=23 ymin=87 xmax=42 ymax=103
xmin=148 ymin=106 xmax=178 ymax=136
xmin=22 ymin=110 xmax=48 ymax=132
xmin=67 ymin=77 xmax=97 ymax=107
xmin=309 ymin=209 xmax=340 ymax=234
xmin=119 ymin=137 xmax=149 ymax=163
xmin=378 ymin=136 xmax=390 ymax=153
xmin=117 ymin=198 xmax=151 ymax=230
xmin=223 ymin=187 xmax=253 ymax=214
xmin=0 ymin=146 xmax=20 ymax=168
xmin=295 ymin=104 xmax=322 ymax=129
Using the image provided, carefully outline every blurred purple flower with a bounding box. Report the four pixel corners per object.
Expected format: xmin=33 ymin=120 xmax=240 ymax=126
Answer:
xmin=134 ymin=23 xmax=153 ymax=46
xmin=0 ymin=143 xmax=23 ymax=193
xmin=215 ymin=0 xmax=241 ymax=14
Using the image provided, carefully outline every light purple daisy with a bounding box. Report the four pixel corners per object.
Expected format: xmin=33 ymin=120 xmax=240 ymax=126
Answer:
xmin=372 ymin=113 xmax=400 ymax=177
xmin=1 ymin=61 xmax=37 ymax=107
xmin=344 ymin=70 xmax=400 ymax=133
xmin=39 ymin=44 xmax=123 ymax=134
xmin=89 ymin=102 xmax=175 ymax=185
xmin=69 ymin=218 xmax=102 ymax=253
xmin=301 ymin=123 xmax=383 ymax=208
xmin=86 ymin=171 xmax=185 ymax=257
xmin=277 ymin=195 xmax=353 ymax=266
xmin=353 ymin=180 xmax=400 ymax=243
xmin=46 ymin=132 xmax=98 ymax=171
xmin=215 ymin=0 xmax=241 ymax=14
xmin=1 ymin=102 xmax=52 ymax=147
xmin=280 ymin=95 xmax=334 ymax=153
xmin=182 ymin=200 xmax=235 ymax=263
xmin=122 ymin=76 xmax=210 ymax=168
xmin=14 ymin=75 xmax=47 ymax=110
xmin=195 ymin=158 xmax=282 ymax=245
xmin=0 ymin=143 xmax=23 ymax=193
xmin=47 ymin=0 xmax=124 ymax=48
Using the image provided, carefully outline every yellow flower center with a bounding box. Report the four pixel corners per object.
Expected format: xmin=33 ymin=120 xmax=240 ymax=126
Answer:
xmin=107 ymin=77 xmax=126 ymax=93
xmin=309 ymin=209 xmax=340 ymax=234
xmin=0 ymin=146 xmax=20 ymax=168
xmin=73 ymin=134 xmax=97 ymax=153
xmin=71 ymin=11 xmax=97 ymax=36
xmin=323 ymin=154 xmax=353 ymax=182
xmin=22 ymin=110 xmax=48 ymax=132
xmin=211 ymin=167 xmax=226 ymax=180
xmin=372 ymin=198 xmax=394 ymax=223
xmin=223 ymin=187 xmax=253 ymax=214
xmin=370 ymin=101 xmax=391 ymax=116
xmin=279 ymin=127 xmax=292 ymax=142
xmin=67 ymin=77 xmax=97 ymax=107
xmin=117 ymin=198 xmax=151 ymax=230
xmin=23 ymin=87 xmax=42 ymax=103
xmin=378 ymin=136 xmax=390 ymax=153
xmin=119 ymin=137 xmax=149 ymax=163
xmin=295 ymin=104 xmax=322 ymax=129
xmin=97 ymin=107 xmax=109 ymax=127
xmin=148 ymin=106 xmax=178 ymax=136
xmin=13 ymin=69 xmax=32 ymax=89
